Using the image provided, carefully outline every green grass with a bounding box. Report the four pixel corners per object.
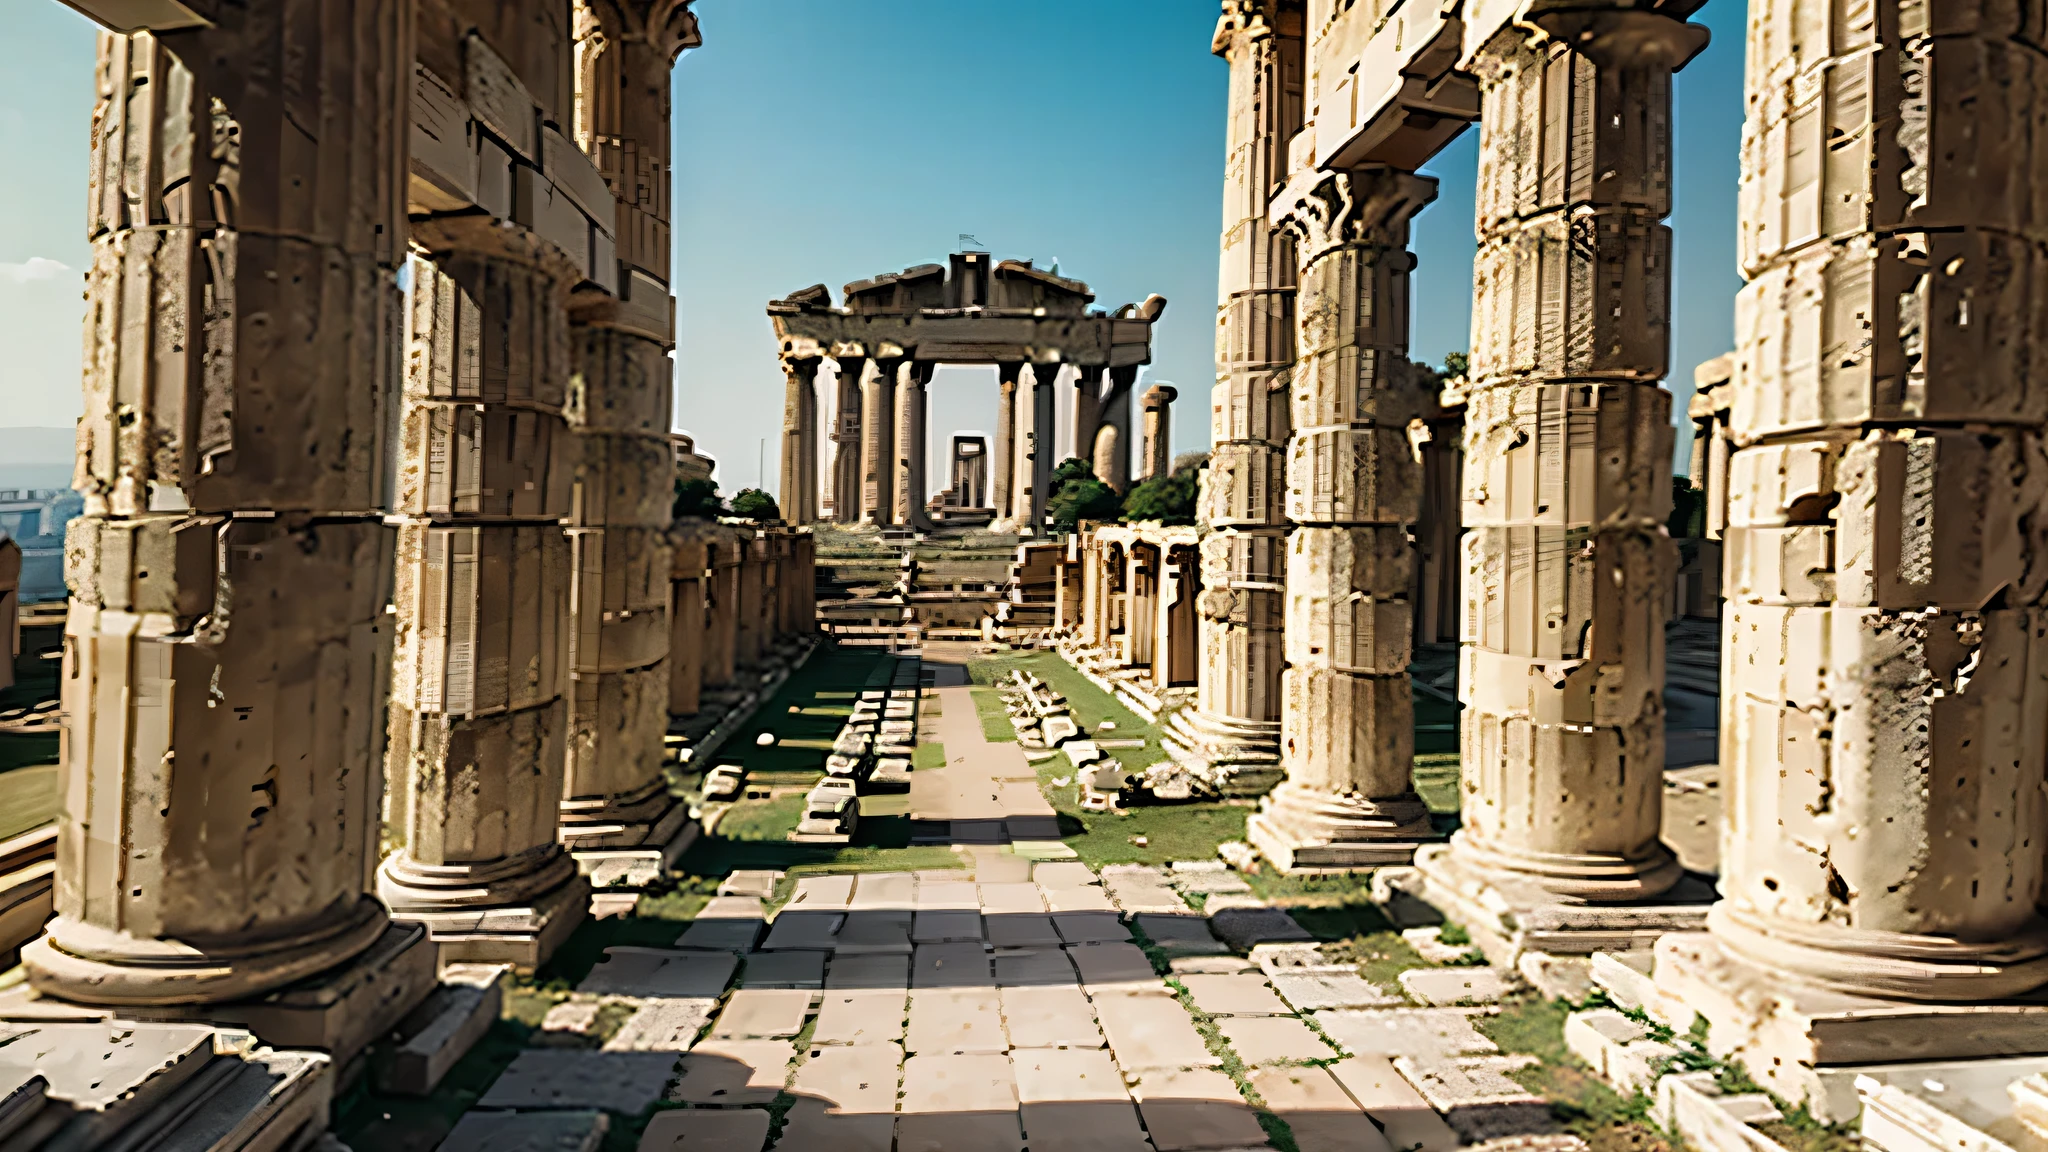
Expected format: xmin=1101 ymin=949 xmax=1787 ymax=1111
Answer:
xmin=973 ymin=651 xmax=1164 ymax=772
xmin=971 ymin=688 xmax=1016 ymax=742
xmin=0 ymin=764 xmax=58 ymax=842
xmin=912 ymin=742 xmax=947 ymax=770
xmin=713 ymin=794 xmax=807 ymax=841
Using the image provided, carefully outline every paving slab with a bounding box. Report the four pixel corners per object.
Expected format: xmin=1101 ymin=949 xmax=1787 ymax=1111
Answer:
xmin=1252 ymin=1064 xmax=1392 ymax=1152
xmin=986 ymin=912 xmax=1063 ymax=948
xmin=790 ymin=874 xmax=856 ymax=907
xmin=1168 ymin=870 xmax=1253 ymax=896
xmin=1399 ymin=967 xmax=1519 ymax=1006
xmin=1093 ymin=990 xmax=1220 ymax=1072
xmin=906 ymin=987 xmax=1008 ymax=1053
xmin=477 ymin=1050 xmax=681 ymax=1113
xmin=832 ymin=909 xmax=914 ymax=953
xmin=1326 ymin=1055 xmax=1462 ymax=1152
xmin=1271 ymin=971 xmax=1401 ymax=1011
xmin=1251 ymin=943 xmax=1341 ymax=973
xmin=916 ymin=880 xmax=980 ymax=910
xmin=993 ymin=947 xmax=1078 ymax=987
xmin=1043 ymin=885 xmax=1117 ymax=912
xmin=635 ymin=1107 xmax=770 ymax=1152
xmin=578 ymin=948 xmax=737 ymax=999
xmin=826 ymin=953 xmax=910 ymax=990
xmin=969 ymin=851 xmax=1036 ymax=884
xmin=912 ymin=909 xmax=984 ymax=943
xmin=1394 ymin=1055 xmax=1553 ymax=1143
xmin=1208 ymin=906 xmax=1312 ymax=951
xmin=1032 ymin=862 xmax=1098 ymax=888
xmin=1171 ymin=955 xmax=1258 ymax=975
xmin=758 ymin=909 xmax=843 ymax=951
xmin=1011 ymin=1045 xmax=1129 ymax=1103
xmin=1312 ymin=1008 xmax=1497 ymax=1060
xmin=1181 ymin=973 xmax=1290 ymax=1016
xmin=1134 ymin=913 xmax=1225 ymax=956
xmin=709 ymin=989 xmax=812 ymax=1039
xmin=911 ymin=941 xmax=991 ymax=988
xmin=977 ymin=881 xmax=1047 ymax=915
xmin=436 ymin=1110 xmax=609 ymax=1152
xmin=1066 ymin=942 xmax=1159 ymax=991
xmin=540 ymin=1000 xmax=602 ymax=1045
xmin=1132 ymin=1067 xmax=1269 ymax=1151
xmin=719 ymin=871 xmax=782 ymax=899
xmin=604 ymin=998 xmax=718 ymax=1052
xmin=1011 ymin=1047 xmax=1152 ymax=1150
xmin=1000 ymin=984 xmax=1105 ymax=1049
xmin=811 ymin=988 xmax=906 ymax=1045
xmin=675 ymin=898 xmax=766 ymax=952
xmin=848 ymin=871 xmax=916 ymax=909
xmin=1219 ymin=1015 xmax=1336 ymax=1065
xmin=668 ymin=1039 xmax=792 ymax=1105
xmin=776 ymin=1102 xmax=894 ymax=1152
xmin=790 ymin=1041 xmax=902 ymax=1113
xmin=740 ymin=950 xmax=826 ymax=989
xmin=897 ymin=1052 xmax=1023 ymax=1152
xmin=1053 ymin=911 xmax=1131 ymax=944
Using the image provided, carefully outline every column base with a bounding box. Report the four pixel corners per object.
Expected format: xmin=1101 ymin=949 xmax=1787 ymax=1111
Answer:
xmin=1373 ymin=842 xmax=1712 ymax=965
xmin=377 ymin=848 xmax=589 ymax=971
xmin=560 ymin=781 xmax=692 ymax=852
xmin=572 ymin=812 xmax=701 ymax=920
xmin=11 ymin=920 xmax=437 ymax=1071
xmin=1245 ymin=783 xmax=1435 ymax=872
xmin=1160 ymin=708 xmax=1283 ymax=796
xmin=1650 ymin=930 xmax=2048 ymax=1123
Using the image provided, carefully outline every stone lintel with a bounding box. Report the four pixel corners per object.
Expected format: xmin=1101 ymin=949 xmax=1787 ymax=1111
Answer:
xmin=1315 ymin=4 xmax=1478 ymax=173
xmin=1378 ymin=849 xmax=1713 ymax=966
xmin=406 ymin=874 xmax=592 ymax=972
xmin=771 ymin=310 xmax=1155 ymax=369
xmin=1652 ymin=932 xmax=2048 ymax=1122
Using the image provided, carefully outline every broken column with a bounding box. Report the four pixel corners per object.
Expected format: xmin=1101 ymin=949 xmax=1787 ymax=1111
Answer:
xmin=832 ymin=354 xmax=866 ymax=523
xmin=894 ymin=361 xmax=934 ymax=529
xmin=1162 ymin=0 xmax=1299 ymax=791
xmin=1140 ymin=384 xmax=1177 ymax=482
xmin=556 ymin=4 xmax=700 ymax=878
xmin=1409 ymin=12 xmax=1700 ymax=925
xmin=1096 ymin=365 xmax=1137 ymax=494
xmin=861 ymin=350 xmax=901 ymax=524
xmin=380 ymin=24 xmax=602 ymax=968
xmin=1249 ymin=167 xmax=1436 ymax=870
xmin=26 ymin=15 xmax=432 ymax=1058
xmin=1651 ymin=0 xmax=2048 ymax=1113
xmin=780 ymin=354 xmax=822 ymax=524
xmin=992 ymin=362 xmax=1022 ymax=524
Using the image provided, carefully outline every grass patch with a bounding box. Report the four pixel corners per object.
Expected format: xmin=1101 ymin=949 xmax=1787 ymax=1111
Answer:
xmin=912 ymin=742 xmax=947 ymax=770
xmin=971 ymin=688 xmax=1016 ymax=742
xmin=973 ymin=650 xmax=1164 ymax=772
xmin=1413 ymin=752 xmax=1461 ymax=817
xmin=0 ymin=763 xmax=57 ymax=842
xmin=713 ymin=794 xmax=806 ymax=841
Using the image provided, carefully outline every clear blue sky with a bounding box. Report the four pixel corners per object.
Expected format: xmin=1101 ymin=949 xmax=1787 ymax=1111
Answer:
xmin=2 ymin=0 xmax=1745 ymax=492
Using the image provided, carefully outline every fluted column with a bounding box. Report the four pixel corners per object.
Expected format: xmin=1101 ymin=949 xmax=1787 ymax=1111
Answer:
xmin=1249 ymin=168 xmax=1436 ymax=869
xmin=781 ymin=355 xmax=822 ymax=524
xmin=1436 ymin=14 xmax=1700 ymax=902
xmin=1073 ymin=366 xmax=1105 ymax=462
xmin=861 ymin=354 xmax=901 ymax=524
xmin=1020 ymin=362 xmax=1060 ymax=532
xmin=1140 ymin=385 xmax=1178 ymax=483
xmin=832 ymin=356 xmax=866 ymax=523
xmin=27 ymin=15 xmax=416 ymax=1016
xmin=1689 ymin=0 xmax=2048 ymax=1002
xmin=895 ymin=361 xmax=934 ymax=529
xmin=1164 ymin=0 xmax=1299 ymax=788
xmin=993 ymin=363 xmax=1022 ymax=523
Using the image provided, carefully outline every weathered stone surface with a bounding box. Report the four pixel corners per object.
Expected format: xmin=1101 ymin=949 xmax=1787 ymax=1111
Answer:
xmin=1066 ymin=943 xmax=1158 ymax=991
xmin=826 ymin=953 xmax=910 ymax=990
xmin=791 ymin=1041 xmax=902 ymax=1113
xmin=1399 ymin=967 xmax=1518 ymax=1006
xmin=1312 ymin=1008 xmax=1497 ymax=1060
xmin=477 ymin=1050 xmax=681 ymax=1113
xmin=1396 ymin=1055 xmax=1553 ymax=1143
xmin=987 ymin=914 xmax=1063 ymax=948
xmin=1181 ymin=973 xmax=1290 ymax=1016
xmin=1208 ymin=906 xmax=1312 ymax=951
xmin=912 ymin=910 xmax=984 ymax=943
xmin=759 ymin=910 xmax=843 ymax=952
xmin=579 ymin=948 xmax=736 ymax=1000
xmin=1254 ymin=1064 xmax=1393 ymax=1152
xmin=605 ymin=998 xmax=718 ymax=1053
xmin=709 ymin=989 xmax=812 ymax=1039
xmin=1012 ymin=1046 xmax=1153 ymax=1152
xmin=907 ymin=988 xmax=1008 ymax=1054
xmin=1271 ymin=971 xmax=1400 ymax=1011
xmin=812 ymin=988 xmax=906 ymax=1046
xmin=720 ymin=872 xmax=783 ymax=899
xmin=636 ymin=1107 xmax=770 ymax=1152
xmin=978 ymin=882 xmax=1047 ymax=915
xmin=897 ymin=1053 xmax=1023 ymax=1152
xmin=1001 ymin=984 xmax=1105 ymax=1049
xmin=377 ymin=964 xmax=507 ymax=1094
xmin=1221 ymin=1014 xmax=1335 ymax=1065
xmin=1093 ymin=990 xmax=1218 ymax=1072
xmin=436 ymin=1110 xmax=609 ymax=1152
xmin=740 ymin=950 xmax=826 ymax=989
xmin=1327 ymin=1056 xmax=1461 ymax=1152
xmin=1054 ymin=912 xmax=1131 ymax=945
xmin=777 ymin=1102 xmax=894 ymax=1152
xmin=912 ymin=942 xmax=991 ymax=988
xmin=669 ymin=1039 xmax=792 ymax=1105
xmin=995 ymin=948 xmax=1079 ymax=988
xmin=1132 ymin=1067 xmax=1269 ymax=1151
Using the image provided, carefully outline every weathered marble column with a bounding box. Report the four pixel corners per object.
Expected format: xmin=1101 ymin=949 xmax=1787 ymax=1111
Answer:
xmin=1140 ymin=385 xmax=1178 ymax=482
xmin=1162 ymin=0 xmax=1298 ymax=791
xmin=28 ymin=14 xmax=433 ymax=1040
xmin=861 ymin=354 xmax=901 ymax=524
xmin=832 ymin=356 xmax=866 ymax=523
xmin=780 ymin=355 xmax=822 ymax=524
xmin=894 ymin=361 xmax=934 ymax=529
xmin=1649 ymin=0 xmax=2048 ymax=1108
xmin=735 ymin=530 xmax=766 ymax=669
xmin=1018 ymin=362 xmax=1060 ymax=532
xmin=993 ymin=362 xmax=1022 ymax=523
xmin=1249 ymin=168 xmax=1436 ymax=870
xmin=703 ymin=532 xmax=740 ymax=691
xmin=669 ymin=531 xmax=707 ymax=716
xmin=1424 ymin=14 xmax=1700 ymax=905
xmin=1073 ymin=366 xmax=1105 ymax=462
xmin=1096 ymin=365 xmax=1137 ymax=494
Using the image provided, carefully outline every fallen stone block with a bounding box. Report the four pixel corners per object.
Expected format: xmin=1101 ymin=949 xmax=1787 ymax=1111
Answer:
xmin=1208 ymin=905 xmax=1312 ymax=951
xmin=1395 ymin=1055 xmax=1554 ymax=1144
xmin=603 ymin=997 xmax=717 ymax=1053
xmin=374 ymin=963 xmax=507 ymax=1095
xmin=1563 ymin=1009 xmax=1676 ymax=1094
xmin=1399 ymin=966 xmax=1519 ymax=1006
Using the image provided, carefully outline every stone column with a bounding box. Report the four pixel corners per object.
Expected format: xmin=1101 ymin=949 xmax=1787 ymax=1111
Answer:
xmin=27 ymin=14 xmax=433 ymax=1044
xmin=703 ymin=532 xmax=739 ymax=691
xmin=1249 ymin=167 xmax=1436 ymax=871
xmin=1162 ymin=0 xmax=1299 ymax=791
xmin=832 ymin=356 xmax=866 ymax=523
xmin=669 ymin=532 xmax=706 ymax=716
xmin=1419 ymin=14 xmax=1701 ymax=910
xmin=1140 ymin=385 xmax=1178 ymax=483
xmin=993 ymin=362 xmax=1022 ymax=523
xmin=1650 ymin=0 xmax=2048 ymax=1110
xmin=781 ymin=356 xmax=822 ymax=524
xmin=894 ymin=361 xmax=934 ymax=529
xmin=1019 ymin=362 xmax=1060 ymax=532
xmin=736 ymin=532 xmax=766 ymax=669
xmin=1096 ymin=365 xmax=1137 ymax=494
xmin=861 ymin=354 xmax=901 ymax=524
xmin=1073 ymin=366 xmax=1105 ymax=462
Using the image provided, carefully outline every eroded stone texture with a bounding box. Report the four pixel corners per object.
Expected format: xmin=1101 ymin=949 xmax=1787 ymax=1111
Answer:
xmin=1664 ymin=0 xmax=2048 ymax=1025
xmin=1164 ymin=0 xmax=1303 ymax=787
xmin=1250 ymin=167 xmax=1437 ymax=869
xmin=1139 ymin=385 xmax=1178 ymax=483
xmin=27 ymin=10 xmax=415 ymax=1019
xmin=1434 ymin=12 xmax=1701 ymax=902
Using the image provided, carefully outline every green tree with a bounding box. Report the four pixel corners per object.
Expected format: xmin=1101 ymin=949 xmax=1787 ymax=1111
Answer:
xmin=1442 ymin=351 xmax=1470 ymax=378
xmin=673 ymin=476 xmax=724 ymax=519
xmin=730 ymin=487 xmax=780 ymax=521
xmin=1048 ymin=460 xmax=1123 ymax=534
xmin=1122 ymin=468 xmax=1200 ymax=525
xmin=1049 ymin=456 xmax=1096 ymax=491
xmin=1669 ymin=477 xmax=1705 ymax=539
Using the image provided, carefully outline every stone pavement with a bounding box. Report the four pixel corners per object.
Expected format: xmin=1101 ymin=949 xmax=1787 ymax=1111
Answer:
xmin=434 ymin=860 xmax=1577 ymax=1152
xmin=911 ymin=685 xmax=1061 ymax=843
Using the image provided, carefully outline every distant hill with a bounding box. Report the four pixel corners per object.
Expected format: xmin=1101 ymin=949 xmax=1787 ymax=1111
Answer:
xmin=0 ymin=427 xmax=77 ymax=491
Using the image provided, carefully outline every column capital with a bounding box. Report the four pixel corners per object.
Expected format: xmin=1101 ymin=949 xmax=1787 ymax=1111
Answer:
xmin=1143 ymin=385 xmax=1179 ymax=410
xmin=576 ymin=0 xmax=702 ymax=62
xmin=1271 ymin=167 xmax=1438 ymax=259
xmin=1512 ymin=7 xmax=1708 ymax=71
xmin=1212 ymin=0 xmax=1279 ymax=57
